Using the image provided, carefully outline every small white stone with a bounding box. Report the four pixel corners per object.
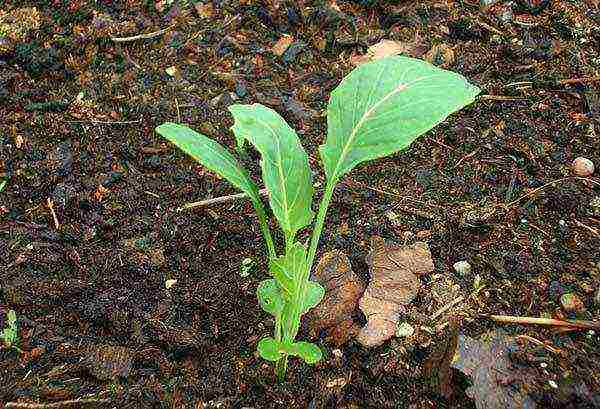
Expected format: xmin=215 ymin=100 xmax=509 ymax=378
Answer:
xmin=165 ymin=279 xmax=177 ymax=289
xmin=572 ymin=157 xmax=595 ymax=176
xmin=453 ymin=260 xmax=472 ymax=276
xmin=548 ymin=380 xmax=558 ymax=389
xmin=332 ymin=349 xmax=343 ymax=358
xmin=396 ymin=322 xmax=415 ymax=338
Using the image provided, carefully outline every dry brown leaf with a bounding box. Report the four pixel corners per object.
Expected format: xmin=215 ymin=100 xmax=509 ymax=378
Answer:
xmin=357 ymin=236 xmax=434 ymax=347
xmin=306 ymin=251 xmax=365 ymax=346
xmin=423 ymin=319 xmax=460 ymax=399
xmin=425 ymin=44 xmax=455 ymax=68
xmin=82 ymin=345 xmax=133 ymax=380
xmin=272 ymin=35 xmax=294 ymax=56
xmin=351 ymin=37 xmax=425 ymax=66
xmin=193 ymin=2 xmax=214 ymax=18
xmin=451 ymin=330 xmax=538 ymax=409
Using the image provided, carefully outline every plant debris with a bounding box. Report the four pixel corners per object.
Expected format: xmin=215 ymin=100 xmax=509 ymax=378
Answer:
xmin=357 ymin=236 xmax=434 ymax=347
xmin=306 ymin=250 xmax=365 ymax=346
xmin=451 ymin=329 xmax=538 ymax=409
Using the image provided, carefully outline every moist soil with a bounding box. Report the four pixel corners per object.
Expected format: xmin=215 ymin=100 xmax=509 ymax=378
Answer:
xmin=1 ymin=1 xmax=600 ymax=408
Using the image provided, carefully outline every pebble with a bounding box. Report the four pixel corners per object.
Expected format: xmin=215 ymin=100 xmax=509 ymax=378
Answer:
xmin=572 ymin=157 xmax=595 ymax=176
xmin=560 ymin=293 xmax=585 ymax=314
xmin=395 ymin=322 xmax=415 ymax=338
xmin=453 ymin=260 xmax=472 ymax=276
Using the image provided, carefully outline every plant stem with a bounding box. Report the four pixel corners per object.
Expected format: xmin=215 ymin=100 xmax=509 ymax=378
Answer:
xmin=251 ymin=198 xmax=276 ymax=260
xmin=306 ymin=179 xmax=337 ymax=274
xmin=276 ymin=355 xmax=288 ymax=383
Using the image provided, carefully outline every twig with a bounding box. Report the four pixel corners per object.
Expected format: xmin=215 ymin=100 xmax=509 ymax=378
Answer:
xmin=452 ymin=148 xmax=480 ymax=169
xmin=4 ymin=398 xmax=111 ymax=408
xmin=177 ymin=188 xmax=269 ymax=211
xmin=558 ymin=75 xmax=600 ymax=85
xmin=431 ymin=296 xmax=465 ymax=321
xmin=46 ymin=198 xmax=59 ymax=230
xmin=516 ymin=335 xmax=562 ymax=354
xmin=573 ymin=219 xmax=600 ymax=236
xmin=64 ymin=119 xmax=141 ymax=125
xmin=479 ymin=95 xmax=527 ymax=101
xmin=486 ymin=314 xmax=600 ymax=331
xmin=505 ymin=176 xmax=600 ymax=208
xmin=111 ymin=26 xmax=173 ymax=43
xmin=475 ymin=18 xmax=506 ymax=36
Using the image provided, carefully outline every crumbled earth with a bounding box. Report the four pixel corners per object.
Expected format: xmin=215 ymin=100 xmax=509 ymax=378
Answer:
xmin=1 ymin=0 xmax=600 ymax=408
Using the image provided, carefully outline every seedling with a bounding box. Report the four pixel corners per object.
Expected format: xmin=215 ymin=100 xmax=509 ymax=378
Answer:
xmin=156 ymin=56 xmax=479 ymax=381
xmin=1 ymin=309 xmax=21 ymax=352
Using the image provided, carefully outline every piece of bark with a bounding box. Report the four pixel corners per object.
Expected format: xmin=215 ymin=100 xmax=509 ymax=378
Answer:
xmin=357 ymin=236 xmax=434 ymax=347
xmin=306 ymin=251 xmax=365 ymax=346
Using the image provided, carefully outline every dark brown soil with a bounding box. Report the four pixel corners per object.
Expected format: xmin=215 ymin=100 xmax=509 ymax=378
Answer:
xmin=1 ymin=1 xmax=599 ymax=408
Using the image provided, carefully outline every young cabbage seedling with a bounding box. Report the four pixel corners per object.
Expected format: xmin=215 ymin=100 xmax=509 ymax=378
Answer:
xmin=156 ymin=56 xmax=479 ymax=382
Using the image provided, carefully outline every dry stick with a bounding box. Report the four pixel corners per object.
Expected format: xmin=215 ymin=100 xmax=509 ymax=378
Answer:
xmin=431 ymin=296 xmax=465 ymax=321
xmin=558 ymin=75 xmax=600 ymax=85
xmin=46 ymin=198 xmax=59 ymax=229
xmin=4 ymin=399 xmax=111 ymax=408
xmin=479 ymin=95 xmax=527 ymax=101
xmin=177 ymin=188 xmax=269 ymax=211
xmin=487 ymin=314 xmax=600 ymax=331
xmin=111 ymin=26 xmax=173 ymax=43
xmin=516 ymin=334 xmax=562 ymax=354
xmin=64 ymin=119 xmax=141 ymax=125
xmin=452 ymin=148 xmax=480 ymax=169
xmin=505 ymin=176 xmax=600 ymax=208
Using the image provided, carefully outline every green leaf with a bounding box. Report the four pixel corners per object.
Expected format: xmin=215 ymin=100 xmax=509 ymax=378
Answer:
xmin=156 ymin=122 xmax=276 ymax=258
xmin=269 ymin=242 xmax=307 ymax=296
xmin=258 ymin=337 xmax=282 ymax=361
xmin=156 ymin=123 xmax=262 ymax=203
xmin=288 ymin=341 xmax=322 ymax=364
xmin=301 ymin=281 xmax=325 ymax=314
xmin=321 ymin=56 xmax=480 ymax=182
xmin=229 ymin=104 xmax=314 ymax=238
xmin=7 ymin=310 xmax=16 ymax=326
xmin=257 ymin=279 xmax=285 ymax=317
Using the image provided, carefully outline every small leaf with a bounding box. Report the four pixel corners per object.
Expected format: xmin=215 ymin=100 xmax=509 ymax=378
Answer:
xmin=269 ymin=242 xmax=307 ymax=296
xmin=301 ymin=281 xmax=325 ymax=314
xmin=155 ymin=123 xmax=262 ymax=206
xmin=257 ymin=337 xmax=282 ymax=362
xmin=289 ymin=341 xmax=322 ymax=364
xmin=7 ymin=310 xmax=16 ymax=326
xmin=321 ymin=56 xmax=480 ymax=183
xmin=257 ymin=279 xmax=285 ymax=317
xmin=229 ymin=104 xmax=314 ymax=238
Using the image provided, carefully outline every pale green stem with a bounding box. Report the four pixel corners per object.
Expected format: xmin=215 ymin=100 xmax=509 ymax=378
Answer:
xmin=278 ymin=179 xmax=337 ymax=363
xmin=251 ymin=198 xmax=276 ymax=260
xmin=276 ymin=356 xmax=288 ymax=383
xmin=306 ymin=179 xmax=337 ymax=276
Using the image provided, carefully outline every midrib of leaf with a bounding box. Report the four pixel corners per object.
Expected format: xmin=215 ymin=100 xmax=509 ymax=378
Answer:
xmin=331 ymin=74 xmax=439 ymax=180
xmin=202 ymin=143 xmax=248 ymax=187
xmin=254 ymin=116 xmax=294 ymax=234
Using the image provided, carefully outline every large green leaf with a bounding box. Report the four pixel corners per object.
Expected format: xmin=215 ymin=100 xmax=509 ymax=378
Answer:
xmin=321 ymin=56 xmax=480 ymax=182
xmin=229 ymin=104 xmax=314 ymax=238
xmin=156 ymin=123 xmax=261 ymax=204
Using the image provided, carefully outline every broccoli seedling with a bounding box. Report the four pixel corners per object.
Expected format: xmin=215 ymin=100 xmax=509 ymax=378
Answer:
xmin=156 ymin=56 xmax=479 ymax=382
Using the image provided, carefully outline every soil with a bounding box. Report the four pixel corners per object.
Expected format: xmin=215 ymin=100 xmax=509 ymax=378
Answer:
xmin=1 ymin=1 xmax=600 ymax=408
